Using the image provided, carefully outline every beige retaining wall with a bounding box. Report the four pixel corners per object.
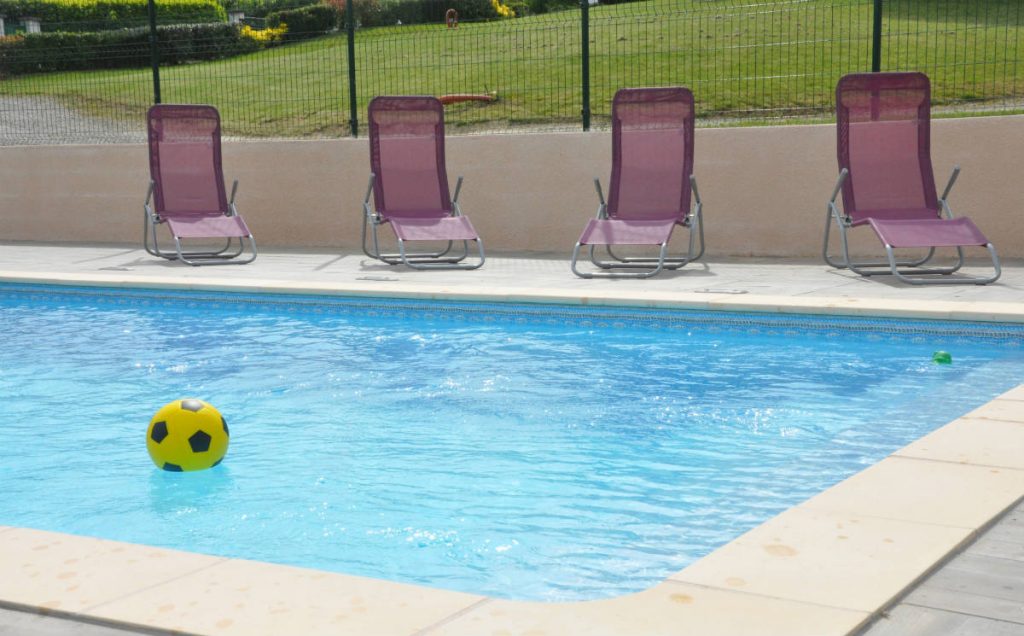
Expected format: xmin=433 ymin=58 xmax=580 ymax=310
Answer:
xmin=0 ymin=115 xmax=1021 ymax=258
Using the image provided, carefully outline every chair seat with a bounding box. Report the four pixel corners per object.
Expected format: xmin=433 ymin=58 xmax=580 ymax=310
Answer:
xmin=578 ymin=218 xmax=677 ymax=246
xmin=166 ymin=214 xmax=251 ymax=239
xmin=389 ymin=215 xmax=479 ymax=241
xmin=868 ymin=217 xmax=989 ymax=249
xmin=849 ymin=207 xmax=941 ymax=227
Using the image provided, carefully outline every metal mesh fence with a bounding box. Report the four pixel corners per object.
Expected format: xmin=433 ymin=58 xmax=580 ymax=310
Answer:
xmin=0 ymin=0 xmax=1020 ymax=144
xmin=882 ymin=0 xmax=1022 ymax=113
xmin=589 ymin=0 xmax=876 ymax=124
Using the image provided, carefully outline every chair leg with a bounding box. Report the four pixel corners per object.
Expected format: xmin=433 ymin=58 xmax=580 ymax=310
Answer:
xmin=572 ymin=241 xmax=669 ymax=279
xmin=146 ymin=213 xmax=250 ymax=264
xmin=395 ymin=238 xmax=484 ymax=270
xmin=583 ymin=216 xmax=702 ymax=277
xmin=363 ymin=216 xmax=460 ymax=265
xmin=885 ymin=243 xmax=1000 ymax=285
xmin=823 ymin=208 xmax=937 ymax=273
xmin=174 ymin=235 xmax=257 ymax=266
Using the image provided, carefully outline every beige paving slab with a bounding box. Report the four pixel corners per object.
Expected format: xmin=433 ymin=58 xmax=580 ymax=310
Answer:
xmin=949 ymin=302 xmax=1024 ymax=323
xmin=964 ymin=399 xmax=1024 ymax=423
xmin=1000 ymin=385 xmax=1024 ymax=402
xmin=895 ymin=418 xmax=1024 ymax=469
xmin=0 ymin=527 xmax=225 ymax=614
xmin=425 ymin=581 xmax=869 ymax=636
xmin=87 ymin=557 xmax=484 ymax=636
xmin=669 ymin=506 xmax=971 ymax=612
xmin=799 ymin=456 xmax=1024 ymax=528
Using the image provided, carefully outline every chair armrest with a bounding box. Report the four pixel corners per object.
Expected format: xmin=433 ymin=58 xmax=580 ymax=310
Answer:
xmin=229 ymin=180 xmax=239 ymax=205
xmin=364 ymin=174 xmax=376 ymax=205
xmin=941 ymin=165 xmax=961 ymax=202
xmin=452 ymin=176 xmax=464 ymax=205
xmin=830 ymin=168 xmax=849 ymax=204
xmin=593 ymin=178 xmax=606 ymax=206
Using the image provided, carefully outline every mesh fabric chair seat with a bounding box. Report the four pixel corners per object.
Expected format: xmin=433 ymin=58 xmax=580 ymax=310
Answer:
xmin=571 ymin=87 xmax=704 ymax=278
xmin=868 ymin=217 xmax=989 ymax=249
xmin=165 ymin=214 xmax=252 ymax=239
xmin=388 ymin=215 xmax=479 ymax=242
xmin=823 ymin=72 xmax=998 ymax=285
xmin=360 ymin=96 xmax=484 ymax=270
xmin=144 ymin=104 xmax=256 ymax=266
xmin=578 ymin=219 xmax=678 ymax=245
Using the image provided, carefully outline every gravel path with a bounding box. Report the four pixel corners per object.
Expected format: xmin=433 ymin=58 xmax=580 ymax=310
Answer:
xmin=1 ymin=94 xmax=1020 ymax=146
xmin=0 ymin=96 xmax=145 ymax=146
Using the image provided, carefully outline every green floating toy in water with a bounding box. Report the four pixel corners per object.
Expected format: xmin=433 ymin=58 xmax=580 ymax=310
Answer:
xmin=932 ymin=351 xmax=953 ymax=365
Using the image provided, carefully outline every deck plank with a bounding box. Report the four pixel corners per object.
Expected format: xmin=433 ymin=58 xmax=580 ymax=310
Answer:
xmin=859 ymin=501 xmax=1024 ymax=636
xmin=970 ymin=536 xmax=1024 ymax=562
xmin=862 ymin=605 xmax=1024 ymax=636
xmin=920 ymin=553 xmax=1024 ymax=604
xmin=903 ymin=587 xmax=1024 ymax=625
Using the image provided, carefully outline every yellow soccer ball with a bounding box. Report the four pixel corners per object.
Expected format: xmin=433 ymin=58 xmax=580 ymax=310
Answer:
xmin=147 ymin=399 xmax=230 ymax=472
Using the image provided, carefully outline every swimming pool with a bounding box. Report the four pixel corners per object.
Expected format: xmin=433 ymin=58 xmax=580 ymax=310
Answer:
xmin=1 ymin=284 xmax=1022 ymax=602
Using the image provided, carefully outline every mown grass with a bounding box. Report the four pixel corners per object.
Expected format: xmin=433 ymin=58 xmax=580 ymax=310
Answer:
xmin=0 ymin=0 xmax=1020 ymax=137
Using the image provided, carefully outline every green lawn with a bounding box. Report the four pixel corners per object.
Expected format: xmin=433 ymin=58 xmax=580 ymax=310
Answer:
xmin=0 ymin=0 xmax=1020 ymax=137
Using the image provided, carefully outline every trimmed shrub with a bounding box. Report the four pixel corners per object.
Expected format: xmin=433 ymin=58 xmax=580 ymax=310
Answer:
xmin=0 ymin=0 xmax=226 ymax=32
xmin=523 ymin=0 xmax=574 ymax=14
xmin=0 ymin=22 xmax=258 ymax=75
xmin=349 ymin=0 xmax=500 ymax=27
xmin=266 ymin=3 xmax=337 ymax=39
xmin=220 ymin=0 xmax=317 ymax=19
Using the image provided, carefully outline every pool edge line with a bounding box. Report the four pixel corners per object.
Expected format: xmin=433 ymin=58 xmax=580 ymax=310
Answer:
xmin=2 ymin=270 xmax=1023 ymax=324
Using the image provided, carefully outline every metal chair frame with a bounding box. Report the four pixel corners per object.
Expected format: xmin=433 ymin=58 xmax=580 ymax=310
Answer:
xmin=361 ymin=173 xmax=484 ymax=270
xmin=823 ymin=166 xmax=999 ymax=285
xmin=571 ymin=175 xmax=704 ymax=279
xmin=144 ymin=180 xmax=257 ymax=267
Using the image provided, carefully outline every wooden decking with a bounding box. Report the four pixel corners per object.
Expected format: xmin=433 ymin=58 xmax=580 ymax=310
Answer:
xmin=860 ymin=499 xmax=1024 ymax=635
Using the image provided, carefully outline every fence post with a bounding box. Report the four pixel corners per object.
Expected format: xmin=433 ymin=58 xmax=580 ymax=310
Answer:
xmin=346 ymin=0 xmax=358 ymax=137
xmin=147 ymin=0 xmax=161 ymax=103
xmin=580 ymin=0 xmax=590 ymax=130
xmin=871 ymin=0 xmax=882 ymax=72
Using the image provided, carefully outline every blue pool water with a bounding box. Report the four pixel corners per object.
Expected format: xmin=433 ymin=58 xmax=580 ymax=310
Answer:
xmin=1 ymin=284 xmax=1023 ymax=601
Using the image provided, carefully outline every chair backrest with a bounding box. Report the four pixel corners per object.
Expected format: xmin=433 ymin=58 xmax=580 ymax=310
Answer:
xmin=607 ymin=87 xmax=695 ymax=222
xmin=147 ymin=104 xmax=228 ymax=217
xmin=368 ymin=96 xmax=452 ymax=219
xmin=836 ymin=72 xmax=939 ymax=223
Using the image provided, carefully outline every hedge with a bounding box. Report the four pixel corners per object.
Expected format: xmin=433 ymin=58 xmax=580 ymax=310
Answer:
xmin=351 ymin=0 xmax=500 ymax=27
xmin=0 ymin=0 xmax=225 ymax=31
xmin=219 ymin=0 xmax=317 ymax=19
xmin=266 ymin=3 xmax=337 ymax=39
xmin=0 ymin=22 xmax=258 ymax=75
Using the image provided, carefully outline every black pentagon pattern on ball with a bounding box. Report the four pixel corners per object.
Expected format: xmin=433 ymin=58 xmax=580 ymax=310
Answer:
xmin=150 ymin=421 xmax=169 ymax=443
xmin=163 ymin=462 xmax=183 ymax=472
xmin=221 ymin=416 xmax=229 ymax=436
xmin=189 ymin=430 xmax=212 ymax=453
xmin=180 ymin=399 xmax=204 ymax=412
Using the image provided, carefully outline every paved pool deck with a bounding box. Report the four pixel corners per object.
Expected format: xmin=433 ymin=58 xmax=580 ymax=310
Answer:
xmin=0 ymin=243 xmax=1022 ymax=317
xmin=1 ymin=243 xmax=1022 ymax=636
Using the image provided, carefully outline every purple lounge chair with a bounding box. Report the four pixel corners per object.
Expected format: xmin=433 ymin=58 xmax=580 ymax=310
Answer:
xmin=824 ymin=72 xmax=999 ymax=285
xmin=571 ymin=87 xmax=704 ymax=278
xmin=362 ymin=96 xmax=484 ymax=270
xmin=144 ymin=104 xmax=257 ymax=266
